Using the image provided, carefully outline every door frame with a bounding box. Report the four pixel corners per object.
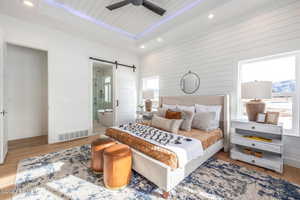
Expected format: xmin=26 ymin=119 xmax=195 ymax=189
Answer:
xmin=3 ymin=42 xmax=51 ymax=144
xmin=89 ymin=59 xmax=116 ymax=135
xmin=0 ymin=29 xmax=6 ymax=164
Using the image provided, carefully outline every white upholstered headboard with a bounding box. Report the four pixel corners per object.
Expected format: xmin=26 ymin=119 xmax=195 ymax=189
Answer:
xmin=159 ymin=95 xmax=231 ymax=152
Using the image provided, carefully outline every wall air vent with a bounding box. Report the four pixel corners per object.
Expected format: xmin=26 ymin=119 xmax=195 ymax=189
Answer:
xmin=58 ymin=130 xmax=88 ymax=142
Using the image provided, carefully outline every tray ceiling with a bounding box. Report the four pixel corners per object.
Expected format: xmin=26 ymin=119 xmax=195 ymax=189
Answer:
xmin=44 ymin=0 xmax=203 ymax=39
xmin=0 ymin=0 xmax=275 ymax=51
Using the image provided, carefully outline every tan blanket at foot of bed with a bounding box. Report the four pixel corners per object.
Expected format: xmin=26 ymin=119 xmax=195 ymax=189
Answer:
xmin=105 ymin=127 xmax=223 ymax=169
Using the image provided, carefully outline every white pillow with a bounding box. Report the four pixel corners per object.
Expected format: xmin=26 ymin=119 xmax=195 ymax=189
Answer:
xmin=177 ymin=105 xmax=195 ymax=113
xmin=151 ymin=115 xmax=182 ymax=134
xmin=162 ymin=104 xmax=177 ymax=110
xmin=179 ymin=110 xmax=194 ymax=131
xmin=192 ymin=112 xmax=219 ymax=131
xmin=195 ymin=104 xmax=222 ymax=122
xmin=156 ymin=107 xmax=167 ymax=117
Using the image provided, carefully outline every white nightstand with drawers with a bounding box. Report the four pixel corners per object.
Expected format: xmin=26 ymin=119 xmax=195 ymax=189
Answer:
xmin=230 ymin=119 xmax=284 ymax=173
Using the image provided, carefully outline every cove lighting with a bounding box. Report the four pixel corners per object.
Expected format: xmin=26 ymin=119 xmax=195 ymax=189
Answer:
xmin=135 ymin=0 xmax=207 ymax=39
xmin=23 ymin=0 xmax=34 ymax=7
xmin=43 ymin=0 xmax=208 ymax=40
xmin=43 ymin=0 xmax=136 ymax=39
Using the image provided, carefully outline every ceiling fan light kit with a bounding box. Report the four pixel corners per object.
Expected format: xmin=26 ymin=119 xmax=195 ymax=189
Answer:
xmin=106 ymin=0 xmax=166 ymax=16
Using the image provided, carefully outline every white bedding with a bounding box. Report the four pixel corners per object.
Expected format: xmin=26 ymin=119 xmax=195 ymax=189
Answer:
xmin=114 ymin=123 xmax=204 ymax=168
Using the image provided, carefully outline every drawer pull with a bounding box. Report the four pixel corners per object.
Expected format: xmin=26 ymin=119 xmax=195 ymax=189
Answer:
xmin=251 ymin=126 xmax=256 ymax=130
xmin=252 ymin=160 xmax=255 ymax=163
xmin=252 ymin=143 xmax=256 ymax=147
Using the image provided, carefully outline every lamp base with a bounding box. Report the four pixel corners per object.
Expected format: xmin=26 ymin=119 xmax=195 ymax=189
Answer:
xmin=145 ymin=100 xmax=152 ymax=112
xmin=246 ymin=100 xmax=266 ymax=121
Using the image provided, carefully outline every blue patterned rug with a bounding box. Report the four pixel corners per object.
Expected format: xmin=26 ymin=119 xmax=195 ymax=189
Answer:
xmin=14 ymin=144 xmax=300 ymax=200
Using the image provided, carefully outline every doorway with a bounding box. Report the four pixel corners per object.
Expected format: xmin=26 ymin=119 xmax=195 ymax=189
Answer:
xmin=92 ymin=62 xmax=114 ymax=133
xmin=5 ymin=44 xmax=48 ymax=141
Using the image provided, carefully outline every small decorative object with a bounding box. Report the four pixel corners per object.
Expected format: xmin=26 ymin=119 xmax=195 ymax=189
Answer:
xmin=256 ymin=113 xmax=266 ymax=123
xmin=243 ymin=135 xmax=272 ymax=142
xmin=265 ymin=111 xmax=280 ymax=125
xmin=241 ymin=81 xmax=272 ymax=121
xmin=143 ymin=90 xmax=154 ymax=112
xmin=137 ymin=104 xmax=144 ymax=112
xmin=243 ymin=148 xmax=252 ymax=155
xmin=254 ymin=151 xmax=263 ymax=158
xmin=180 ymin=70 xmax=200 ymax=94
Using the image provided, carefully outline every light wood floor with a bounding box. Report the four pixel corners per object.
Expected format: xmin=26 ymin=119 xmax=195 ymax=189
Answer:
xmin=1 ymin=135 xmax=300 ymax=200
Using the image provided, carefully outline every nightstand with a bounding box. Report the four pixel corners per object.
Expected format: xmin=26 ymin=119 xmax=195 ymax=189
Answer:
xmin=230 ymin=119 xmax=284 ymax=173
xmin=136 ymin=111 xmax=154 ymax=120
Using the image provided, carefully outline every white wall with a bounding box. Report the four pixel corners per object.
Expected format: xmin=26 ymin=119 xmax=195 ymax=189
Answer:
xmin=5 ymin=44 xmax=48 ymax=140
xmin=0 ymin=14 xmax=139 ymax=143
xmin=141 ymin=0 xmax=300 ymax=167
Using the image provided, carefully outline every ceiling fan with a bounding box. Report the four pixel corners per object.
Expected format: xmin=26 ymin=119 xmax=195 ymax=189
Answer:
xmin=106 ymin=0 xmax=166 ymax=16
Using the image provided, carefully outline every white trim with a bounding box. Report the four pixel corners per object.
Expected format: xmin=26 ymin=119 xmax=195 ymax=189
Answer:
xmin=237 ymin=51 xmax=300 ymax=137
xmin=88 ymin=59 xmax=116 ymax=135
xmin=3 ymin=42 xmax=51 ymax=144
xmin=284 ymin=157 xmax=300 ymax=169
xmin=238 ymin=50 xmax=300 ymax=65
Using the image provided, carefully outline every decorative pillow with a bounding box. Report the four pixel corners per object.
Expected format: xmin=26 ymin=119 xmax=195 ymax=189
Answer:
xmin=156 ymin=107 xmax=167 ymax=117
xmin=165 ymin=109 xmax=182 ymax=119
xmin=192 ymin=112 xmax=218 ymax=131
xmin=177 ymin=105 xmax=195 ymax=113
xmin=162 ymin=104 xmax=177 ymax=110
xmin=195 ymin=104 xmax=222 ymax=122
xmin=179 ymin=110 xmax=194 ymax=131
xmin=151 ymin=115 xmax=183 ymax=134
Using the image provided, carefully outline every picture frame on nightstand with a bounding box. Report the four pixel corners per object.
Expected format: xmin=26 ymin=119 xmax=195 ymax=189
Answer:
xmin=265 ymin=112 xmax=280 ymax=125
xmin=256 ymin=113 xmax=266 ymax=123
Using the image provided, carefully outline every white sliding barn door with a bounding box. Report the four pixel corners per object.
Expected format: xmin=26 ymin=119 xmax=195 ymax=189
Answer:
xmin=0 ymin=30 xmax=8 ymax=164
xmin=115 ymin=66 xmax=137 ymax=125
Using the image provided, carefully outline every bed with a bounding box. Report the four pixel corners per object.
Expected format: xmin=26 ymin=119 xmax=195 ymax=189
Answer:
xmin=106 ymin=95 xmax=230 ymax=198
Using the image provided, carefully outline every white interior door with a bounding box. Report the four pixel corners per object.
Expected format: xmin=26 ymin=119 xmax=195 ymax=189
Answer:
xmin=115 ymin=66 xmax=137 ymax=125
xmin=0 ymin=30 xmax=8 ymax=164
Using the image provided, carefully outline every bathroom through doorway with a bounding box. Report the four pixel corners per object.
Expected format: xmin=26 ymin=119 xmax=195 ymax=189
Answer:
xmin=92 ymin=62 xmax=114 ymax=133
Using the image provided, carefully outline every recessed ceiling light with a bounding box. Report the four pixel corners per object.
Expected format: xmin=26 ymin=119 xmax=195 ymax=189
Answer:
xmin=157 ymin=37 xmax=163 ymax=42
xmin=208 ymin=13 xmax=214 ymax=19
xmin=23 ymin=0 xmax=34 ymax=7
xmin=140 ymin=45 xmax=145 ymax=49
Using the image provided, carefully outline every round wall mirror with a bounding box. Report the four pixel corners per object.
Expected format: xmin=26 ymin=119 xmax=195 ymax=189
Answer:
xmin=180 ymin=71 xmax=200 ymax=94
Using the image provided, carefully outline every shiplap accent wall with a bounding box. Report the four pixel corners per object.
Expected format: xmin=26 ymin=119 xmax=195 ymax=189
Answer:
xmin=141 ymin=0 xmax=300 ymax=167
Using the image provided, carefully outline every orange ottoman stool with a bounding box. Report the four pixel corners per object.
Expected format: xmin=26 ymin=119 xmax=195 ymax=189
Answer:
xmin=91 ymin=138 xmax=116 ymax=173
xmin=103 ymin=144 xmax=132 ymax=190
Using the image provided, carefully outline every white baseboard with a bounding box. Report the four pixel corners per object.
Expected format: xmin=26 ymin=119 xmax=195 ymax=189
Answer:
xmin=284 ymin=157 xmax=300 ymax=169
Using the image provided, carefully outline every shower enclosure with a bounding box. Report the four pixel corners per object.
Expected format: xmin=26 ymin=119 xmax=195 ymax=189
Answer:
xmin=93 ymin=63 xmax=113 ymax=131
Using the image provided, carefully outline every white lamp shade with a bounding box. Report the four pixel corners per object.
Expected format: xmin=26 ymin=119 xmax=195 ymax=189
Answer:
xmin=242 ymin=81 xmax=272 ymax=99
xmin=143 ymin=90 xmax=154 ymax=100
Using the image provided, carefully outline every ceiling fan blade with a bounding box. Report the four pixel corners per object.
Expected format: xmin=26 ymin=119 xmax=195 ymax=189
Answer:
xmin=106 ymin=0 xmax=130 ymax=10
xmin=143 ymin=0 xmax=166 ymax=16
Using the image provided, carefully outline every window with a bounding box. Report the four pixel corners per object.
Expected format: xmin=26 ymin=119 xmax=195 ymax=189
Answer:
xmin=104 ymin=76 xmax=112 ymax=103
xmin=142 ymin=76 xmax=159 ymax=108
xmin=239 ymin=53 xmax=300 ymax=135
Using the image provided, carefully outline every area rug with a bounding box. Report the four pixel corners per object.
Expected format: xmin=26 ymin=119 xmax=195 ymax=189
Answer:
xmin=14 ymin=144 xmax=300 ymax=200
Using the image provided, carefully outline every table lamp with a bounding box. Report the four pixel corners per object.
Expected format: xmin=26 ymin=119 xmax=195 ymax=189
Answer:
xmin=143 ymin=90 xmax=154 ymax=112
xmin=242 ymin=81 xmax=272 ymax=121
